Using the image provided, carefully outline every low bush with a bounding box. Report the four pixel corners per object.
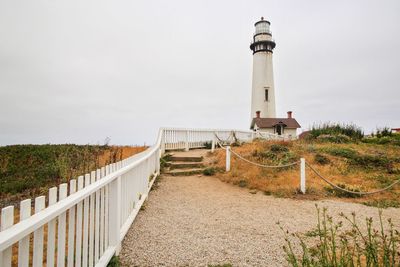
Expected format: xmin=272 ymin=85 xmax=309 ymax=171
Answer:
xmin=252 ymin=148 xmax=298 ymax=167
xmin=107 ymin=256 xmax=120 ymax=267
xmin=324 ymin=183 xmax=361 ymax=198
xmin=270 ymin=144 xmax=289 ymax=153
xmin=322 ymin=147 xmax=393 ymax=170
xmin=280 ymin=152 xmax=299 ymax=165
xmin=363 ymin=199 xmax=400 ymax=208
xmin=316 ymin=134 xmax=351 ymax=144
xmin=310 ymin=122 xmax=364 ymax=140
xmin=281 ymin=206 xmax=400 ymax=266
xmin=322 ymin=147 xmax=358 ymax=159
xmin=375 ymin=127 xmax=393 ymax=138
xmin=371 ymin=174 xmax=397 ymax=187
xmin=203 ymin=141 xmax=213 ymax=149
xmin=238 ymin=180 xmax=247 ymax=188
xmin=203 ymin=167 xmax=217 ymax=176
xmin=252 ymin=150 xmax=276 ymax=160
xmin=362 ymin=134 xmax=400 ymax=146
xmin=350 ymin=154 xmax=392 ymax=169
xmin=160 ymin=154 xmax=172 ymax=171
xmin=314 ymin=153 xmax=330 ymax=165
xmin=0 ymin=144 xmax=113 ymax=194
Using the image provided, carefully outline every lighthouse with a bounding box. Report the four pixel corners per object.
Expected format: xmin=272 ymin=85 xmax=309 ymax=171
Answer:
xmin=250 ymin=17 xmax=276 ymax=120
xmin=249 ymin=18 xmax=301 ymax=137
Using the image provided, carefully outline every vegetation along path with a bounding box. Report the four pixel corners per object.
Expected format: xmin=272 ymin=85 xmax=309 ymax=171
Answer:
xmin=119 ymin=155 xmax=400 ymax=266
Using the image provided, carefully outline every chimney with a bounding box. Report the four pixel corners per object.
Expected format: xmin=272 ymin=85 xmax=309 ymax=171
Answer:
xmin=256 ymin=111 xmax=261 ymax=118
xmin=287 ymin=111 xmax=292 ymax=119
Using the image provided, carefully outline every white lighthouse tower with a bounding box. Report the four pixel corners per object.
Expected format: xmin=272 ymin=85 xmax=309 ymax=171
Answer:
xmin=250 ymin=17 xmax=276 ymax=120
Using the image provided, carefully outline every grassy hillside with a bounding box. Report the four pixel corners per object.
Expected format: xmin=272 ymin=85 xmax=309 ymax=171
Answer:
xmin=209 ymin=130 xmax=400 ymax=208
xmin=0 ymin=144 xmax=146 ymax=207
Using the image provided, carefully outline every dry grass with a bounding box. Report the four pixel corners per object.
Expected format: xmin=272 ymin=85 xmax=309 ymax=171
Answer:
xmin=1 ymin=145 xmax=147 ymax=209
xmin=209 ymin=140 xmax=400 ymax=206
xmin=5 ymin=145 xmax=147 ymax=266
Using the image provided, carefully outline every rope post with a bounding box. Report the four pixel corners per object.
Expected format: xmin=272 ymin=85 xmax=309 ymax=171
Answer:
xmin=211 ymin=136 xmax=216 ymax=153
xmin=300 ymin=158 xmax=306 ymax=194
xmin=185 ymin=130 xmax=189 ymax=152
xmin=226 ymin=146 xmax=231 ymax=172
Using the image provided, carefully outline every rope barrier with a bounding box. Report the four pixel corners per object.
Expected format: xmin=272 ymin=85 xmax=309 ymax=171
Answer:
xmin=214 ymin=132 xmax=235 ymax=145
xmin=214 ymin=136 xmax=299 ymax=169
xmin=305 ymin=162 xmax=400 ymax=196
xmin=230 ymin=149 xmax=299 ymax=168
xmin=215 ymin=133 xmax=400 ymax=195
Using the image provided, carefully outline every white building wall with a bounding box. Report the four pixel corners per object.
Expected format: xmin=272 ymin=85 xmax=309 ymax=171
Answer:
xmin=251 ymin=51 xmax=276 ymax=119
xmin=258 ymin=128 xmax=298 ymax=139
xmin=283 ymin=128 xmax=297 ymax=137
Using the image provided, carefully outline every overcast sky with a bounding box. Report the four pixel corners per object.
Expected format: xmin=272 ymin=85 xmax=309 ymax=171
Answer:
xmin=0 ymin=0 xmax=399 ymax=146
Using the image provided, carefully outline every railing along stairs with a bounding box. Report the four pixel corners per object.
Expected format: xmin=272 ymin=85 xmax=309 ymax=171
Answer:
xmin=0 ymin=128 xmax=282 ymax=267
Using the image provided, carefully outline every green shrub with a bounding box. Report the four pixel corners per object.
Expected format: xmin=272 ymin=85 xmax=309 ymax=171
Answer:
xmin=324 ymin=183 xmax=361 ymax=198
xmin=238 ymin=180 xmax=247 ymax=188
xmin=280 ymin=152 xmax=299 ymax=165
xmin=252 ymin=150 xmax=276 ymax=160
xmin=350 ymin=154 xmax=392 ymax=169
xmin=376 ymin=127 xmax=393 ymax=138
xmin=370 ymin=174 xmax=396 ymax=187
xmin=270 ymin=144 xmax=289 ymax=153
xmin=160 ymin=154 xmax=172 ymax=170
xmin=322 ymin=147 xmax=358 ymax=159
xmin=107 ymin=256 xmax=120 ymax=267
xmin=322 ymin=147 xmax=393 ymax=170
xmin=203 ymin=167 xmax=217 ymax=176
xmin=363 ymin=199 xmax=400 ymax=209
xmin=362 ymin=132 xmax=400 ymax=146
xmin=281 ymin=207 xmax=400 ymax=266
xmin=314 ymin=154 xmax=330 ymax=165
xmin=310 ymin=122 xmax=364 ymax=140
xmin=0 ymin=144 xmax=110 ymax=194
xmin=377 ymin=136 xmax=392 ymax=144
xmin=203 ymin=141 xmax=213 ymax=149
xmin=316 ymin=134 xmax=351 ymax=143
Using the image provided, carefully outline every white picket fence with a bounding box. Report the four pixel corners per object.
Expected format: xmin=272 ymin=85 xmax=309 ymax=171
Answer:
xmin=0 ymin=127 xmax=271 ymax=267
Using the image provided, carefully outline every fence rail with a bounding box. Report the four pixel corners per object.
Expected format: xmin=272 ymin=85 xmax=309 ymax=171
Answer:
xmin=0 ymin=127 xmax=281 ymax=267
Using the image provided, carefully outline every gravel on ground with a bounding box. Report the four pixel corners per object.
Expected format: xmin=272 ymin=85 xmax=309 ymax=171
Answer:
xmin=119 ymin=174 xmax=400 ymax=267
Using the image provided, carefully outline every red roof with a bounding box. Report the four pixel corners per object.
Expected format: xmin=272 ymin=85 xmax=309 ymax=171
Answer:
xmin=250 ymin=117 xmax=301 ymax=129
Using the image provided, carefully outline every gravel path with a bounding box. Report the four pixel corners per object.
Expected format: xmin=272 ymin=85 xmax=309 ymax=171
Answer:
xmin=119 ymin=175 xmax=400 ymax=267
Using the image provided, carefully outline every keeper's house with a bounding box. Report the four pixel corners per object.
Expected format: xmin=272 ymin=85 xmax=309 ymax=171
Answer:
xmin=250 ymin=111 xmax=301 ymax=138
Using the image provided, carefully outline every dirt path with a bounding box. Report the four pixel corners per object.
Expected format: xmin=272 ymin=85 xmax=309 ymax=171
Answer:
xmin=119 ymin=174 xmax=400 ymax=267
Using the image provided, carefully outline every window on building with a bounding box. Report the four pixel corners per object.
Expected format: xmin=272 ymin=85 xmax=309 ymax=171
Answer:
xmin=275 ymin=125 xmax=284 ymax=135
xmin=265 ymin=89 xmax=269 ymax=101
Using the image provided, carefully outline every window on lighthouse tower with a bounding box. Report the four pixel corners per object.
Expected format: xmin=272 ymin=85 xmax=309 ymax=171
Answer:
xmin=264 ymin=88 xmax=269 ymax=101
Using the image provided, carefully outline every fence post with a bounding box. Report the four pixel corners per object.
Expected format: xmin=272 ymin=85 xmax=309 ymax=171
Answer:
xmin=1 ymin=206 xmax=14 ymax=267
xmin=185 ymin=130 xmax=189 ymax=151
xmin=109 ymin=176 xmax=121 ymax=255
xmin=300 ymin=158 xmax=306 ymax=194
xmin=211 ymin=136 xmax=216 ymax=153
xmin=226 ymin=146 xmax=231 ymax=172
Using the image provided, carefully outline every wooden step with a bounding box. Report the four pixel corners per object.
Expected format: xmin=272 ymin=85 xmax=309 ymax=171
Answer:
xmin=167 ymin=162 xmax=204 ymax=169
xmin=164 ymin=168 xmax=204 ymax=176
xmin=169 ymin=156 xmax=203 ymax=162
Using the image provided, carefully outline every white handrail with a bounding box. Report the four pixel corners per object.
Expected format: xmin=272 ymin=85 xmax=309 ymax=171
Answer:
xmin=0 ymin=127 xmax=279 ymax=266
